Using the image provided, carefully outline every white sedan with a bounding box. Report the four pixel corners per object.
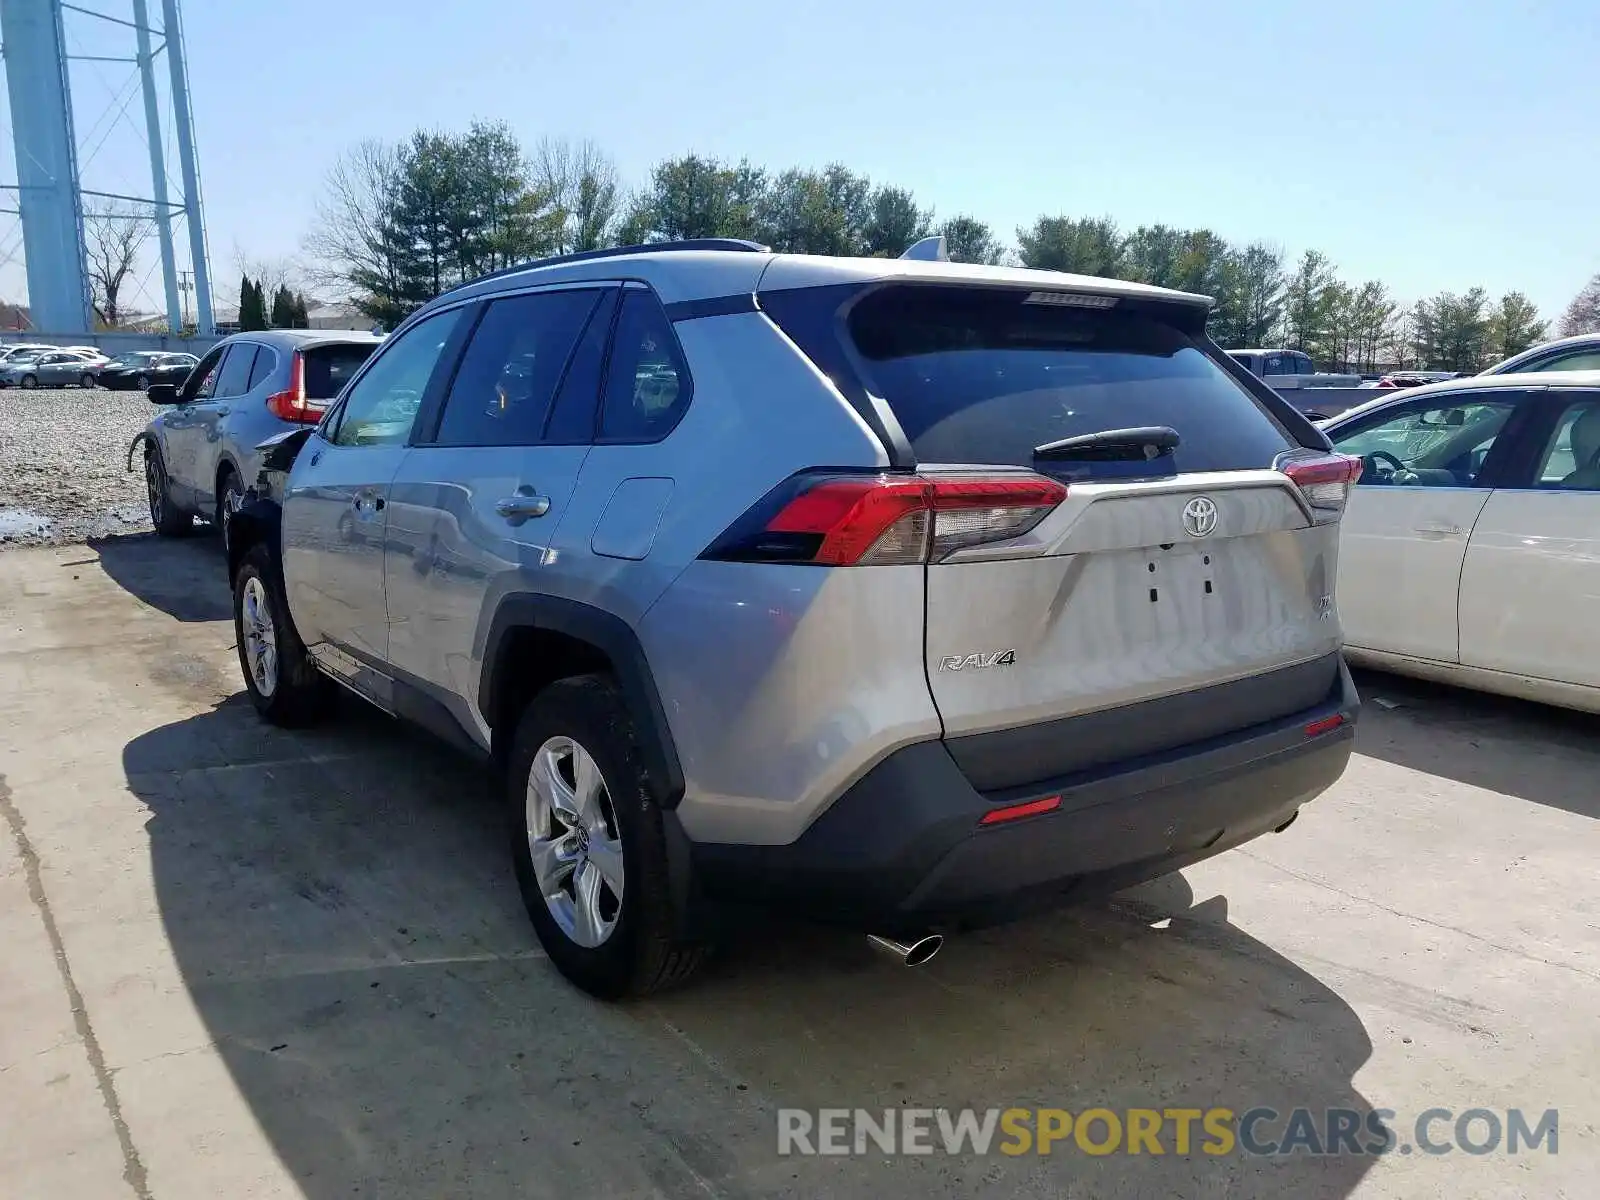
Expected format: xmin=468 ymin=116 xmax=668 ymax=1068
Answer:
xmin=1322 ymin=370 xmax=1600 ymax=712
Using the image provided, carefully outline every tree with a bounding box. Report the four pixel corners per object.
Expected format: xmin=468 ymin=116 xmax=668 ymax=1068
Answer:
xmin=269 ymin=284 xmax=296 ymax=328
xmin=238 ymin=276 xmax=268 ymax=330
xmin=531 ymin=137 xmax=622 ymax=253
xmin=1016 ymin=215 xmax=1124 ymax=276
xmin=624 ymin=154 xmax=767 ymax=244
xmin=938 ymin=215 xmax=1004 ymax=265
xmin=1556 ymin=273 xmax=1600 ymax=337
xmin=1282 ymin=250 xmax=1339 ymax=362
xmin=1122 ymin=224 xmax=1187 ymax=288
xmin=1348 ymin=281 xmax=1396 ymax=372
xmin=1415 ymin=288 xmax=1491 ymax=372
xmin=862 ymin=186 xmax=931 ymax=257
xmin=84 ymin=203 xmax=155 ymax=327
xmin=291 ymin=292 xmax=311 ymax=329
xmin=1485 ymin=292 xmax=1546 ymax=363
xmin=303 ymin=139 xmax=413 ymax=327
xmin=1212 ymin=242 xmax=1284 ymax=349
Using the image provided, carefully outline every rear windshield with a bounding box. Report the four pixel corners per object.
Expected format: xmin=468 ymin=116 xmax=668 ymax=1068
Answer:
xmin=302 ymin=342 xmax=377 ymax=401
xmin=846 ymin=286 xmax=1293 ymax=474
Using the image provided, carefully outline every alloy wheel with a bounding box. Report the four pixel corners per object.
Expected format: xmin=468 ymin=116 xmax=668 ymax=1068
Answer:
xmin=525 ymin=736 xmax=625 ymax=948
xmin=240 ymin=576 xmax=278 ymax=697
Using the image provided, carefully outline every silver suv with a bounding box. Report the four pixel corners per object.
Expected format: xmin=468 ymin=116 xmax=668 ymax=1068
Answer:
xmin=224 ymin=239 xmax=1361 ymax=998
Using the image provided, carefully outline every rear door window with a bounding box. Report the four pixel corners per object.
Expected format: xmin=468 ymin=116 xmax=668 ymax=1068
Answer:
xmin=598 ymin=290 xmax=692 ymax=442
xmin=845 ymin=285 xmax=1293 ymax=474
xmin=433 ymin=289 xmax=600 ymax=447
xmin=302 ymin=342 xmax=378 ymax=401
xmin=246 ymin=347 xmax=278 ymax=390
xmin=213 ymin=345 xmax=257 ymax=398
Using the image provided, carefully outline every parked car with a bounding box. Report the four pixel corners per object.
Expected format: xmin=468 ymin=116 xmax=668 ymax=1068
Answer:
xmin=1227 ymin=348 xmax=1368 ymax=420
xmin=221 ymin=239 xmax=1360 ymax=998
xmin=1321 ymin=370 xmax=1600 ymax=712
xmin=1481 ymin=332 xmax=1600 ymax=375
xmin=0 ymin=343 xmax=59 ymax=363
xmin=95 ymin=351 xmax=199 ymax=391
xmin=0 ymin=349 xmax=104 ymax=388
xmin=139 ymin=330 xmax=381 ymax=539
xmin=1373 ymin=371 xmax=1457 ymax=389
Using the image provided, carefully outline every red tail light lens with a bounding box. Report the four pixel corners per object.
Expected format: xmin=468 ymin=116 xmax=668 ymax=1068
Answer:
xmin=707 ymin=472 xmax=1068 ymax=565
xmin=1277 ymin=451 xmax=1363 ymax=522
xmin=265 ymin=352 xmax=319 ymax=423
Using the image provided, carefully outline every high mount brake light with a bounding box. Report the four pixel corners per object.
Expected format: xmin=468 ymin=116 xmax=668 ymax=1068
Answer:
xmin=707 ymin=473 xmax=1069 ymax=566
xmin=265 ymin=352 xmax=319 ymax=423
xmin=1277 ymin=452 xmax=1363 ymax=522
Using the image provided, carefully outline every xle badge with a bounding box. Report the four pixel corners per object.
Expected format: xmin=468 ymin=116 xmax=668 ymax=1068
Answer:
xmin=939 ymin=650 xmax=1017 ymax=672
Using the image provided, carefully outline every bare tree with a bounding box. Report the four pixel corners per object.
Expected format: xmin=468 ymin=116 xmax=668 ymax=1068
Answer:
xmin=302 ymin=139 xmax=410 ymax=324
xmin=229 ymin=242 xmax=305 ymax=309
xmin=530 ymin=137 xmax=621 ymax=252
xmin=84 ymin=202 xmax=155 ymax=327
xmin=1557 ymin=272 xmax=1600 ymax=337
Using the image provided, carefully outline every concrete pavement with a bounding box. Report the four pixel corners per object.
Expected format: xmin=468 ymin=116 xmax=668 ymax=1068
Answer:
xmin=1 ymin=534 xmax=1595 ymax=1198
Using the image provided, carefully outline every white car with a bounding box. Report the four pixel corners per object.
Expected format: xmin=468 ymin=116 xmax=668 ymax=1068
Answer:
xmin=1322 ymin=371 xmax=1600 ymax=712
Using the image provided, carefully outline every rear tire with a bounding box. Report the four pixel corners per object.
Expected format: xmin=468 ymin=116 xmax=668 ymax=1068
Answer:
xmin=232 ymin=543 xmax=331 ymax=726
xmin=215 ymin=465 xmax=242 ymax=551
xmin=137 ymin=373 xmax=151 ymax=390
xmin=145 ymin=445 xmax=192 ymax=537
xmin=508 ymin=674 xmax=706 ymax=998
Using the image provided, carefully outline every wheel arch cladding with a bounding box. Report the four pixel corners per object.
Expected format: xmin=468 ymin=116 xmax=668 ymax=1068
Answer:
xmin=479 ymin=593 xmax=685 ymax=808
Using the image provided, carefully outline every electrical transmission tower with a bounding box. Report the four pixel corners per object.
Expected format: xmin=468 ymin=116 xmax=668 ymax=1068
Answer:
xmin=0 ymin=0 xmax=213 ymax=335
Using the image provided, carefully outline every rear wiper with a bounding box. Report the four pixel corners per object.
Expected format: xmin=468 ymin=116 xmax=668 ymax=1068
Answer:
xmin=1033 ymin=426 xmax=1180 ymax=462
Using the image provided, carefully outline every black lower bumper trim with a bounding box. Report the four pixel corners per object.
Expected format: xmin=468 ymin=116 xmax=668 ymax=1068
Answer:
xmin=691 ymin=658 xmax=1359 ymax=929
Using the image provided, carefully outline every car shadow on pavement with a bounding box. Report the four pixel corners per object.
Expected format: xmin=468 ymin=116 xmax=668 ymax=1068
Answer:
xmin=1351 ymin=667 xmax=1600 ymax=819
xmin=87 ymin=530 xmax=227 ymax=622
xmin=123 ymin=695 xmax=1380 ymax=1199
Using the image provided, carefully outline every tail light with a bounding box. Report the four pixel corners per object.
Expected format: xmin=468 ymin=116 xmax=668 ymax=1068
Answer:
xmin=704 ymin=472 xmax=1068 ymax=565
xmin=265 ymin=352 xmax=319 ymax=423
xmin=1277 ymin=451 xmax=1363 ymax=523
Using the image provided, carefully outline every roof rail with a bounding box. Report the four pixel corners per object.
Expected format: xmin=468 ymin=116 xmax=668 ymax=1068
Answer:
xmin=440 ymin=238 xmax=770 ymax=297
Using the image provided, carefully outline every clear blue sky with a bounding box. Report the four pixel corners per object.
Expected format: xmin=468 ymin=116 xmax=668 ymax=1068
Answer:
xmin=6 ymin=0 xmax=1598 ymax=318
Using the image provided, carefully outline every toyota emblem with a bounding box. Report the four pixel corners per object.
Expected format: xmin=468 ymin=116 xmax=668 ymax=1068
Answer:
xmin=1182 ymin=496 xmax=1218 ymax=538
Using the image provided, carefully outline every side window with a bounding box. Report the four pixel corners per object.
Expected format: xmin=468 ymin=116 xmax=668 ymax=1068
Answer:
xmin=598 ymin=290 xmax=692 ymax=442
xmin=214 ymin=345 xmax=257 ymax=398
xmin=1293 ymin=353 xmax=1315 ymax=374
xmin=544 ymin=289 xmax=620 ymax=444
xmin=1332 ymin=397 xmax=1518 ymax=487
xmin=246 ymin=346 xmax=278 ymax=391
xmin=1264 ymin=354 xmax=1288 ymax=375
xmin=433 ymin=289 xmax=600 ymax=447
xmin=185 ymin=346 xmax=227 ymax=400
xmin=1537 ymin=350 xmax=1600 ymax=373
xmin=1536 ymin=397 xmax=1600 ymax=489
xmin=330 ymin=308 xmax=464 ymax=448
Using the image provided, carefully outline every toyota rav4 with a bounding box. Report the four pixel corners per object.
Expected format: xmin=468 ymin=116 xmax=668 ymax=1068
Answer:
xmin=224 ymin=238 xmax=1361 ymax=998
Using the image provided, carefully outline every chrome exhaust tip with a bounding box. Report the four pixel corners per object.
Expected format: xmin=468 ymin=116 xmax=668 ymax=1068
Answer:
xmin=867 ymin=932 xmax=944 ymax=967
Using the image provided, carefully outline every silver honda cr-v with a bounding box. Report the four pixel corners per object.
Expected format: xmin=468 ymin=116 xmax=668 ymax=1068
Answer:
xmin=224 ymin=238 xmax=1361 ymax=998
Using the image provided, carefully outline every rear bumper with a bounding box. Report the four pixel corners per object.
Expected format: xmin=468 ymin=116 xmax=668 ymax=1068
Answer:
xmin=691 ymin=657 xmax=1359 ymax=931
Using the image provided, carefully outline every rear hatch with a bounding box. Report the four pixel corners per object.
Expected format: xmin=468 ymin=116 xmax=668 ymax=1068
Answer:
xmin=769 ymin=280 xmax=1355 ymax=790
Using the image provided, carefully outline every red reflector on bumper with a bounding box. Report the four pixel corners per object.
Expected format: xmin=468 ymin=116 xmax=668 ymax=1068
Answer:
xmin=978 ymin=794 xmax=1062 ymax=826
xmin=1304 ymin=714 xmax=1346 ymax=737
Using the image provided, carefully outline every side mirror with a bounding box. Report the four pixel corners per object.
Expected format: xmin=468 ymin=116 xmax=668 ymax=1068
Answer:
xmin=147 ymin=383 xmax=179 ymax=405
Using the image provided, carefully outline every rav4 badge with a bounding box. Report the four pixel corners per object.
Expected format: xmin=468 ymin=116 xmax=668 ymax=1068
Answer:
xmin=939 ymin=650 xmax=1017 ymax=671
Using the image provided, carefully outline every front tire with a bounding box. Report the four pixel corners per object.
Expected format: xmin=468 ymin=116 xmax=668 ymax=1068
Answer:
xmin=19 ymin=374 xmax=36 ymax=389
xmin=80 ymin=373 xmax=96 ymax=389
xmin=232 ymin=543 xmax=331 ymax=726
xmin=137 ymin=373 xmax=151 ymax=390
xmin=145 ymin=445 xmax=192 ymax=537
xmin=508 ymin=674 xmax=705 ymax=998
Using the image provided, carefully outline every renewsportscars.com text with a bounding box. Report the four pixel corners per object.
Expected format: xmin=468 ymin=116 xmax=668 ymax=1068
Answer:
xmin=777 ymin=1106 xmax=1559 ymax=1158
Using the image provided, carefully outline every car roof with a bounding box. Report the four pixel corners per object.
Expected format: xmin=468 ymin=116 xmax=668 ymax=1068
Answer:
xmin=219 ymin=329 xmax=384 ymax=349
xmin=1325 ymin=369 xmax=1600 ymax=427
xmin=1484 ymin=331 xmax=1600 ymax=374
xmin=431 ymin=242 xmax=1215 ymax=313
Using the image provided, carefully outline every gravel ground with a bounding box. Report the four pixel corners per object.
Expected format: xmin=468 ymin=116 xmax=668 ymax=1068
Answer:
xmin=0 ymin=387 xmax=158 ymax=547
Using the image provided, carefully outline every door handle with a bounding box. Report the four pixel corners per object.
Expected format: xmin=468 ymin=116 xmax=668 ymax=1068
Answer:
xmin=1414 ymin=522 xmax=1462 ymax=537
xmin=496 ymin=493 xmax=551 ymax=523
